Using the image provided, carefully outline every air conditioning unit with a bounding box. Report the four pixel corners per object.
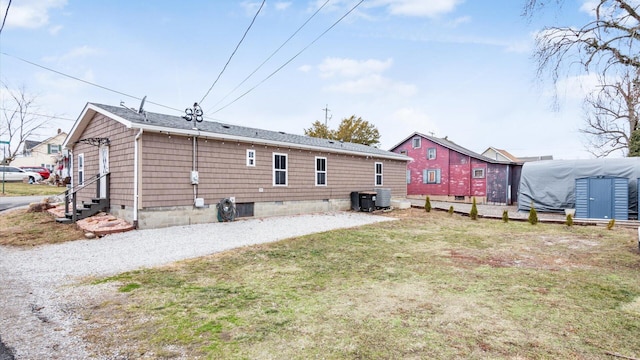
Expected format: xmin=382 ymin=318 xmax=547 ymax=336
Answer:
xmin=375 ymin=188 xmax=391 ymax=208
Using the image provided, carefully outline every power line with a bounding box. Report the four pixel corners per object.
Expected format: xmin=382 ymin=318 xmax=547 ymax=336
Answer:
xmin=211 ymin=0 xmax=365 ymax=115
xmin=0 ymin=0 xmax=10 ymax=35
xmin=0 ymin=107 xmax=76 ymax=121
xmin=0 ymin=52 xmax=184 ymax=114
xmin=206 ymin=0 xmax=331 ymax=113
xmin=199 ymin=0 xmax=265 ymax=106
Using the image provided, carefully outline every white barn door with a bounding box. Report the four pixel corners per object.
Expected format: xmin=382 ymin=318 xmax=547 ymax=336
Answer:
xmin=99 ymin=144 xmax=109 ymax=198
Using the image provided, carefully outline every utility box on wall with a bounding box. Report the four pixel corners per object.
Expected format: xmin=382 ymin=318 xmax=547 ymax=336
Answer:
xmin=575 ymin=177 xmax=628 ymax=220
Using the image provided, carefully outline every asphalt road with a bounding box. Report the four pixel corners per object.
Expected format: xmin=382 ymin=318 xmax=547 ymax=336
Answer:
xmin=0 ymin=196 xmax=47 ymax=212
xmin=0 ymin=336 xmax=14 ymax=360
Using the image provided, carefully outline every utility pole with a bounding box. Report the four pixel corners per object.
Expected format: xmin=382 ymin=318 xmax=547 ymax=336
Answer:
xmin=322 ymin=104 xmax=332 ymax=128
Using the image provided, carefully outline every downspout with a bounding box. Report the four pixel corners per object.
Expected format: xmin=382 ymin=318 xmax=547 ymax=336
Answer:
xmin=133 ymin=128 xmax=143 ymax=228
xmin=193 ymin=134 xmax=197 ymax=203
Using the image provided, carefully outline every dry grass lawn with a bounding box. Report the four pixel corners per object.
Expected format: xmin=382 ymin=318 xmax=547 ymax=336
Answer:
xmin=79 ymin=208 xmax=640 ymax=359
xmin=0 ymin=208 xmax=85 ymax=246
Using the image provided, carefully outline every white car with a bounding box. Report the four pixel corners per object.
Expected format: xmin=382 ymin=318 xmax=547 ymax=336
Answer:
xmin=0 ymin=165 xmax=43 ymax=183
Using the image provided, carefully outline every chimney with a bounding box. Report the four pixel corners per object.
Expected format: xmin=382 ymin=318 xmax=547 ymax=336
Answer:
xmin=57 ymin=128 xmax=61 ymax=134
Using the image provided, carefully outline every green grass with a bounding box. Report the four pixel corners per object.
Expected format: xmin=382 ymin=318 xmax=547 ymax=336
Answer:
xmin=0 ymin=181 xmax=65 ymax=196
xmin=83 ymin=209 xmax=640 ymax=359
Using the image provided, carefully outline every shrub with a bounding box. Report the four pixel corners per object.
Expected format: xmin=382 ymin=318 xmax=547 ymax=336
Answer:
xmin=448 ymin=205 xmax=454 ymax=215
xmin=502 ymin=210 xmax=509 ymax=223
xmin=607 ymin=219 xmax=615 ymax=230
xmin=566 ymin=214 xmax=573 ymax=227
xmin=528 ymin=202 xmax=538 ymax=225
xmin=424 ymin=196 xmax=431 ymax=212
xmin=470 ymin=197 xmax=478 ymax=220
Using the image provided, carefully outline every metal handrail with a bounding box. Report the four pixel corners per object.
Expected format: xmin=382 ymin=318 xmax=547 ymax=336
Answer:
xmin=63 ymin=173 xmax=110 ymax=222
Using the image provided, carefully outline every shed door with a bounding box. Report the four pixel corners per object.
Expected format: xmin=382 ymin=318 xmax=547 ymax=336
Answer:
xmin=99 ymin=144 xmax=109 ymax=198
xmin=588 ymin=178 xmax=612 ymax=219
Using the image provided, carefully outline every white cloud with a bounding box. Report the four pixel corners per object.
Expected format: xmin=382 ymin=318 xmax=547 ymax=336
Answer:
xmin=42 ymin=45 xmax=100 ymax=63
xmin=325 ymin=74 xmax=417 ymax=96
xmin=1 ymin=0 xmax=66 ymax=29
xmin=551 ymin=73 xmax=600 ymax=101
xmin=275 ymin=2 xmax=291 ymax=11
xmin=372 ymin=0 xmax=463 ymax=18
xmin=48 ymin=24 xmax=63 ymax=35
xmin=448 ymin=15 xmax=471 ymax=27
xmin=318 ymin=57 xmax=393 ymax=78
xmin=298 ymin=64 xmax=313 ymax=72
xmin=579 ymin=0 xmax=598 ymax=16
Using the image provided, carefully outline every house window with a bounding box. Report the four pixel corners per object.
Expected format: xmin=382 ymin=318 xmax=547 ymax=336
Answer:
xmin=412 ymin=137 xmax=421 ymax=148
xmin=406 ymin=170 xmax=411 ymax=184
xmin=400 ymin=150 xmax=407 ymax=156
xmin=246 ymin=149 xmax=256 ymax=167
xmin=48 ymin=144 xmax=61 ymax=154
xmin=273 ymin=153 xmax=287 ymax=186
xmin=427 ymin=148 xmax=436 ymax=160
xmin=315 ymin=157 xmax=327 ymax=186
xmin=423 ymin=169 xmax=441 ymax=184
xmin=375 ymin=162 xmax=383 ymax=186
xmin=473 ymin=168 xmax=485 ymax=178
xmin=77 ymin=153 xmax=84 ymax=186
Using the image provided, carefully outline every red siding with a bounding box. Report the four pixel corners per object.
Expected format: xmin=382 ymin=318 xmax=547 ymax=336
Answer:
xmin=395 ymin=135 xmax=487 ymax=198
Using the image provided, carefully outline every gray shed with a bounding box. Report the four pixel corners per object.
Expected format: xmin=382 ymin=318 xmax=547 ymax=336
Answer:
xmin=575 ymin=177 xmax=628 ymax=220
xmin=517 ymin=158 xmax=640 ymax=218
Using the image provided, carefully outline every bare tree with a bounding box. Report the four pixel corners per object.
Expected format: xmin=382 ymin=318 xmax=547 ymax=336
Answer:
xmin=581 ymin=70 xmax=640 ymax=157
xmin=525 ymin=0 xmax=640 ymax=156
xmin=0 ymin=82 xmax=51 ymax=164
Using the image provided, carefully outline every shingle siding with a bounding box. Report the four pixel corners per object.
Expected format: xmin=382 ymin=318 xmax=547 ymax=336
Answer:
xmin=140 ymin=133 xmax=406 ymax=208
xmin=71 ymin=113 xmax=135 ymax=208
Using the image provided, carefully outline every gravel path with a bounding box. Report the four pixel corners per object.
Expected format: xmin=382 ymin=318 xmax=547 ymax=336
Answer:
xmin=0 ymin=212 xmax=395 ymax=359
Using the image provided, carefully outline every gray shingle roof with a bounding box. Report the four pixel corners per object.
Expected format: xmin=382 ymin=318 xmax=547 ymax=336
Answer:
xmin=92 ymin=103 xmax=408 ymax=160
xmin=390 ymin=131 xmax=515 ymax=165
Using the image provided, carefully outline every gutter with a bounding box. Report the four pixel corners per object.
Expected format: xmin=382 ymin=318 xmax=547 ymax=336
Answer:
xmin=133 ymin=128 xmax=143 ymax=228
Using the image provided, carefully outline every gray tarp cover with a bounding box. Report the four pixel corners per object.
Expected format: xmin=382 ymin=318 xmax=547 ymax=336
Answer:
xmin=517 ymin=158 xmax=640 ymax=214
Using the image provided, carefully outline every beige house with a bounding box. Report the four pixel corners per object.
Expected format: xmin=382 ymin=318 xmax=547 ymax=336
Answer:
xmin=62 ymin=103 xmax=409 ymax=229
xmin=11 ymin=130 xmax=68 ymax=172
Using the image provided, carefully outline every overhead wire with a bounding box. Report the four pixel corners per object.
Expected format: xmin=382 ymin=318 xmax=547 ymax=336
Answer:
xmin=206 ymin=0 xmax=331 ymax=113
xmin=199 ymin=0 xmax=265 ymax=106
xmin=0 ymin=52 xmax=184 ymax=114
xmin=0 ymin=0 xmax=10 ymax=35
xmin=0 ymin=107 xmax=76 ymax=121
xmin=210 ymin=0 xmax=365 ymax=115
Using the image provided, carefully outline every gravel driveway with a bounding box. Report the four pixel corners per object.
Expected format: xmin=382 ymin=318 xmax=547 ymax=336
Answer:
xmin=0 ymin=212 xmax=395 ymax=359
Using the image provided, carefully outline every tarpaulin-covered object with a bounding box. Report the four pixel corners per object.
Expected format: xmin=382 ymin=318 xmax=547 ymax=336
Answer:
xmin=517 ymin=158 xmax=640 ymax=216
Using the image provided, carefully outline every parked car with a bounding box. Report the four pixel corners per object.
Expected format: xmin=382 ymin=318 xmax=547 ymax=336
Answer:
xmin=19 ymin=166 xmax=51 ymax=180
xmin=0 ymin=166 xmax=43 ymax=183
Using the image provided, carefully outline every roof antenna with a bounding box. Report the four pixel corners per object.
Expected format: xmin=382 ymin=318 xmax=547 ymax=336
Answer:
xmin=138 ymin=96 xmax=147 ymax=114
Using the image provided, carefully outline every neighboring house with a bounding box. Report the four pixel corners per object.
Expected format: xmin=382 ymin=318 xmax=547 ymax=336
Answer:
xmin=11 ymin=130 xmax=69 ymax=176
xmin=62 ymin=103 xmax=410 ymax=229
xmin=390 ymin=132 xmax=522 ymax=205
xmin=482 ymin=146 xmax=553 ymax=163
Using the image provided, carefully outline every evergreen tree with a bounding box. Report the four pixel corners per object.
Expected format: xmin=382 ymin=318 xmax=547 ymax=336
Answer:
xmin=469 ymin=197 xmax=478 ymax=220
xmin=424 ymin=196 xmax=431 ymax=212
xmin=528 ymin=202 xmax=538 ymax=225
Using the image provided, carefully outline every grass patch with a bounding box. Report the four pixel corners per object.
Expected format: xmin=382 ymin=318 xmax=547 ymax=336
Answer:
xmin=0 ymin=182 xmax=65 ymax=196
xmin=82 ymin=209 xmax=640 ymax=359
xmin=0 ymin=208 xmax=85 ymax=246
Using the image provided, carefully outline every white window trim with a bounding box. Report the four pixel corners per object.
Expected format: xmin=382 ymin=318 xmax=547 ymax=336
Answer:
xmin=315 ymin=156 xmax=327 ymax=186
xmin=77 ymin=153 xmax=85 ymax=186
xmin=412 ymin=137 xmax=421 ymax=149
xmin=423 ymin=169 xmax=441 ymax=184
xmin=427 ymin=148 xmax=436 ymax=160
xmin=273 ymin=152 xmax=288 ymax=186
xmin=246 ymin=149 xmax=256 ymax=167
xmin=473 ymin=168 xmax=485 ymax=179
xmin=375 ymin=162 xmax=383 ymax=186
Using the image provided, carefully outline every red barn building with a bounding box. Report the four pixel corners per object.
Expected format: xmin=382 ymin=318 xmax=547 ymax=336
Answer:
xmin=390 ymin=132 xmax=522 ymax=205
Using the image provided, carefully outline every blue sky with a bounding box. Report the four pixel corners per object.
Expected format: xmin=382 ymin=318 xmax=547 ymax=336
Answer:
xmin=0 ymin=0 xmax=602 ymax=159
